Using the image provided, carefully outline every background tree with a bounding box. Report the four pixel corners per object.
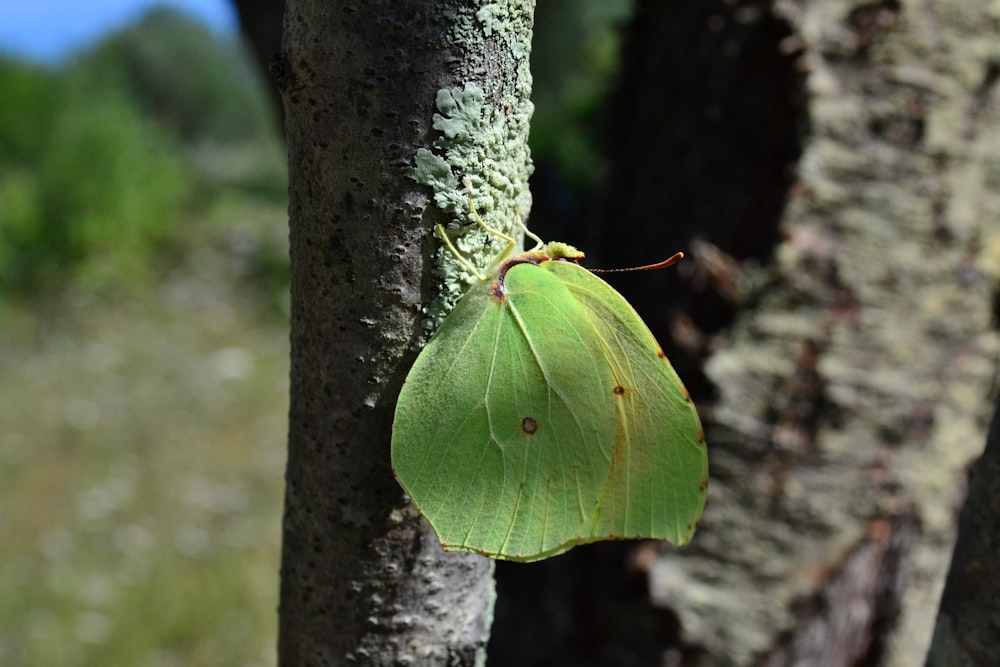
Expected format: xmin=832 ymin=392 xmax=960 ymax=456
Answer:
xmin=482 ymin=1 xmax=1000 ymax=665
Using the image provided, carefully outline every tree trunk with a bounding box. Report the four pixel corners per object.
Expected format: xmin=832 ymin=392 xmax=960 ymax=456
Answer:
xmin=276 ymin=1 xmax=535 ymax=664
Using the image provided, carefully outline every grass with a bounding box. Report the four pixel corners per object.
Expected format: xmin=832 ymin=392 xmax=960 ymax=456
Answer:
xmin=0 ymin=201 xmax=288 ymax=666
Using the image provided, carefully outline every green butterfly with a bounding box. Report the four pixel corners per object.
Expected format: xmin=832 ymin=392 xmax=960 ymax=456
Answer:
xmin=391 ymin=211 xmax=708 ymax=562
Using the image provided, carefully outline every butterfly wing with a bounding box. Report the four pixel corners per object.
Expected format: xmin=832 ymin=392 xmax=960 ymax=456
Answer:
xmin=393 ymin=256 xmax=708 ymax=561
xmin=544 ymin=260 xmax=709 ymax=545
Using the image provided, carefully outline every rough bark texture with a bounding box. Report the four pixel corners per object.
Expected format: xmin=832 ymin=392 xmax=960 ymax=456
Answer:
xmin=277 ymin=1 xmax=535 ymax=664
xmin=926 ymin=392 xmax=1000 ymax=667
xmin=493 ymin=1 xmax=1000 ymax=665
xmin=756 ymin=512 xmax=918 ymax=667
xmin=655 ymin=2 xmax=1000 ymax=665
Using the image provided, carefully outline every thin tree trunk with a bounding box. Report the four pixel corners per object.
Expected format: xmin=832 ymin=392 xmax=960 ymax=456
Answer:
xmin=276 ymin=1 xmax=535 ymax=664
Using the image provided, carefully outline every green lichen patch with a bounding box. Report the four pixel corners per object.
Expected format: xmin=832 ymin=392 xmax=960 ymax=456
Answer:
xmin=412 ymin=80 xmax=534 ymax=328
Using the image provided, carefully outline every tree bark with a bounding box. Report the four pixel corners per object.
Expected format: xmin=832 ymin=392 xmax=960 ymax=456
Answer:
xmin=926 ymin=392 xmax=1000 ymax=667
xmin=277 ymin=1 xmax=534 ymax=664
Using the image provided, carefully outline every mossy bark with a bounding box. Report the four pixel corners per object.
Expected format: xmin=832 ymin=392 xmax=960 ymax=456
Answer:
xmin=277 ymin=1 xmax=534 ymax=664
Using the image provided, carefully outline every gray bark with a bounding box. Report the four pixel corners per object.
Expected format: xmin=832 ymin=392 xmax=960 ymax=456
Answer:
xmin=276 ymin=1 xmax=534 ymax=664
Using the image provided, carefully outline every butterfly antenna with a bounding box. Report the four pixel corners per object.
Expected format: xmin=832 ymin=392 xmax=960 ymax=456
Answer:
xmin=590 ymin=252 xmax=685 ymax=274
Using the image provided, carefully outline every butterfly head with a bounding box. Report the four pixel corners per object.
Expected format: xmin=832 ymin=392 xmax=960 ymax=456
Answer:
xmin=542 ymin=242 xmax=585 ymax=261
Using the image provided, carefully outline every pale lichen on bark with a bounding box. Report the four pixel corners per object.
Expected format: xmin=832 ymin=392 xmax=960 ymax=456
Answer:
xmin=410 ymin=1 xmax=536 ymax=327
xmin=641 ymin=1 xmax=1000 ymax=665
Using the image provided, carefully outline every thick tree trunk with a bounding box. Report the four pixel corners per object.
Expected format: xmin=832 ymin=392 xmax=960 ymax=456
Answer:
xmin=277 ymin=1 xmax=534 ymax=664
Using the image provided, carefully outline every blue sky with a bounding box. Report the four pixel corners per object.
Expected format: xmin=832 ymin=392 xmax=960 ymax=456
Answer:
xmin=0 ymin=0 xmax=237 ymax=63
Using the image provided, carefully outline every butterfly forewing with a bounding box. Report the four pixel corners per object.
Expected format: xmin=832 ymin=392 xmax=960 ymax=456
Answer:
xmin=543 ymin=261 xmax=708 ymax=545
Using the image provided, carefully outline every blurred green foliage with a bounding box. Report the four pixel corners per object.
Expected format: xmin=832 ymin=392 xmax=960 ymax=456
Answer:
xmin=0 ymin=10 xmax=289 ymax=666
xmin=530 ymin=0 xmax=632 ymax=190
xmin=0 ymin=59 xmax=189 ymax=292
xmin=0 ymin=287 xmax=286 ymax=667
xmin=0 ymin=7 xmax=286 ymax=298
xmin=80 ymin=7 xmax=276 ymax=146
